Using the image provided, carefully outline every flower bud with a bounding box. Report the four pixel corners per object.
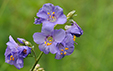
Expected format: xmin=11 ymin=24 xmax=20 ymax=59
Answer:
xmin=25 ymin=41 xmax=32 ymax=46
xmin=67 ymin=10 xmax=76 ymax=20
xmin=37 ymin=68 xmax=44 ymax=71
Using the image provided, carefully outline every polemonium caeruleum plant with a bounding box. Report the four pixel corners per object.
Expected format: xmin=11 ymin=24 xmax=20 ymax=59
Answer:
xmin=4 ymin=3 xmax=83 ymax=71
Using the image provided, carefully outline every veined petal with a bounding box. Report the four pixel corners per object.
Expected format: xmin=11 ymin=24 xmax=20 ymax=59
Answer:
xmin=42 ymin=3 xmax=54 ymax=13
xmin=53 ymin=29 xmax=65 ymax=43
xmin=33 ymin=32 xmax=46 ymax=44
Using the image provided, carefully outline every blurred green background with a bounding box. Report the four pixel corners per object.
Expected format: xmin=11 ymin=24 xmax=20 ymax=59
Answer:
xmin=0 ymin=0 xmax=113 ymax=71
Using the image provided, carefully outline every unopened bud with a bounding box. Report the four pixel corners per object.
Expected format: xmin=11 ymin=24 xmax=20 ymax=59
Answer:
xmin=25 ymin=41 xmax=32 ymax=46
xmin=67 ymin=10 xmax=76 ymax=20
xmin=37 ymin=68 xmax=44 ymax=71
xmin=36 ymin=64 xmax=40 ymax=69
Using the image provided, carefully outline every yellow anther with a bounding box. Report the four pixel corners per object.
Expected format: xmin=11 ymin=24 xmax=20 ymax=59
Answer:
xmin=65 ymin=48 xmax=69 ymax=50
xmin=52 ymin=12 xmax=55 ymax=14
xmin=10 ymin=55 xmax=14 ymax=61
xmin=73 ymin=38 xmax=75 ymax=41
xmin=60 ymin=52 xmax=63 ymax=55
xmin=64 ymin=52 xmax=67 ymax=55
xmin=10 ymin=55 xmax=13 ymax=57
xmin=49 ymin=43 xmax=52 ymax=45
xmin=47 ymin=43 xmax=52 ymax=46
xmin=52 ymin=16 xmax=54 ymax=18
xmin=73 ymin=35 xmax=76 ymax=41
xmin=73 ymin=35 xmax=76 ymax=39
xmin=49 ymin=40 xmax=52 ymax=42
xmin=47 ymin=43 xmax=49 ymax=46
xmin=61 ymin=49 xmax=64 ymax=51
xmin=44 ymin=41 xmax=46 ymax=44
xmin=49 ymin=15 xmax=51 ymax=18
xmin=47 ymin=12 xmax=50 ymax=15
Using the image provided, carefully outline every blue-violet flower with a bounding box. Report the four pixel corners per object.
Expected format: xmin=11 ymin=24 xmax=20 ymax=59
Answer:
xmin=65 ymin=20 xmax=83 ymax=37
xmin=55 ymin=34 xmax=74 ymax=59
xmin=4 ymin=35 xmax=31 ymax=69
xmin=33 ymin=26 xmax=65 ymax=54
xmin=35 ymin=3 xmax=67 ymax=27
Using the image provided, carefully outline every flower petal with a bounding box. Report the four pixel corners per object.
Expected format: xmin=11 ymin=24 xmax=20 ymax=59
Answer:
xmin=42 ymin=3 xmax=54 ymax=13
xmin=55 ymin=53 xmax=65 ymax=59
xmin=63 ymin=34 xmax=74 ymax=45
xmin=17 ymin=38 xmax=25 ymax=44
xmin=33 ymin=32 xmax=46 ymax=44
xmin=41 ymin=23 xmax=54 ymax=36
xmin=65 ymin=45 xmax=74 ymax=55
xmin=49 ymin=43 xmax=57 ymax=54
xmin=53 ymin=29 xmax=65 ymax=43
xmin=39 ymin=44 xmax=50 ymax=54
xmin=4 ymin=47 xmax=11 ymax=56
xmin=15 ymin=58 xmax=24 ymax=69
xmin=54 ymin=6 xmax=63 ymax=17
xmin=37 ymin=8 xmax=48 ymax=19
xmin=6 ymin=35 xmax=18 ymax=48
xmin=55 ymin=14 xmax=67 ymax=24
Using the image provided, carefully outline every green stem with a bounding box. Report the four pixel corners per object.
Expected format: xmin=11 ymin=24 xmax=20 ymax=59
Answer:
xmin=31 ymin=48 xmax=37 ymax=61
xmin=30 ymin=51 xmax=43 ymax=71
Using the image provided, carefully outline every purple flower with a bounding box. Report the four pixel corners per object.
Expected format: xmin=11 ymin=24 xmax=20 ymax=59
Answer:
xmin=66 ymin=20 xmax=83 ymax=37
xmin=5 ymin=47 xmax=24 ymax=69
xmin=17 ymin=46 xmax=31 ymax=58
xmin=33 ymin=27 xmax=65 ymax=54
xmin=55 ymin=34 xmax=74 ymax=59
xmin=5 ymin=36 xmax=23 ymax=69
xmin=5 ymin=35 xmax=31 ymax=69
xmin=35 ymin=3 xmax=67 ymax=27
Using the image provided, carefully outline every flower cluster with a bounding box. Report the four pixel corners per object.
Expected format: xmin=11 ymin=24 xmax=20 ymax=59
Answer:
xmin=33 ymin=3 xmax=83 ymax=59
xmin=4 ymin=36 xmax=31 ymax=69
xmin=4 ymin=3 xmax=83 ymax=70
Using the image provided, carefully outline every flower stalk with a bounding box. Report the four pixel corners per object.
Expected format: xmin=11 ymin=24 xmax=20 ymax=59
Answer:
xmin=30 ymin=51 xmax=43 ymax=71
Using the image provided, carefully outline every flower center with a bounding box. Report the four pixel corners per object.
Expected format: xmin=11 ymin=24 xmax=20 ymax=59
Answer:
xmin=47 ymin=12 xmax=57 ymax=22
xmin=57 ymin=43 xmax=69 ymax=55
xmin=10 ymin=55 xmax=14 ymax=61
xmin=45 ymin=36 xmax=53 ymax=46
xmin=23 ymin=49 xmax=27 ymax=54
